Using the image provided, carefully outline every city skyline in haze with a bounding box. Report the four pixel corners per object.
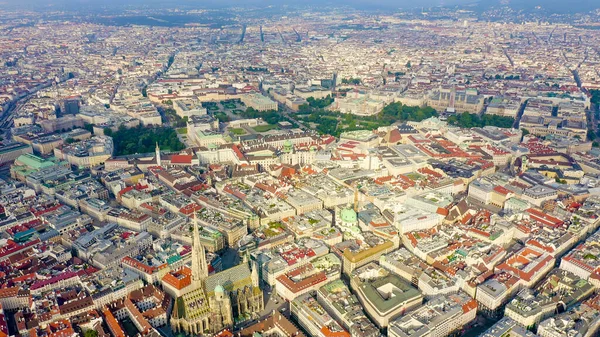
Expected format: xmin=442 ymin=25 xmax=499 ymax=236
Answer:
xmin=1 ymin=0 xmax=598 ymax=14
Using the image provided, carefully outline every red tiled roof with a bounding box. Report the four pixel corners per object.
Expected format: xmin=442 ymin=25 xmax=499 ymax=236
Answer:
xmin=118 ymin=186 xmax=134 ymax=197
xmin=170 ymin=154 xmax=193 ymax=164
xmin=30 ymin=271 xmax=79 ymax=290
xmin=232 ymin=145 xmax=245 ymax=160
xmin=388 ymin=129 xmax=402 ymax=143
xmin=526 ymin=208 xmax=563 ymax=228
xmin=213 ymin=330 xmax=234 ymax=337
xmin=493 ymin=186 xmax=511 ymax=195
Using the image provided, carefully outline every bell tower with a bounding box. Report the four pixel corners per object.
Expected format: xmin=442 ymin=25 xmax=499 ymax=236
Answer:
xmin=155 ymin=142 xmax=162 ymax=167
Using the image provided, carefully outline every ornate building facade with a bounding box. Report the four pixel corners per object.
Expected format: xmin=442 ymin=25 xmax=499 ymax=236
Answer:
xmin=170 ymin=215 xmax=263 ymax=335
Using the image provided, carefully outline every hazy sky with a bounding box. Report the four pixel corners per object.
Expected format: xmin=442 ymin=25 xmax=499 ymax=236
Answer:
xmin=2 ymin=0 xmax=471 ymax=5
xmin=1 ymin=0 xmax=598 ymax=13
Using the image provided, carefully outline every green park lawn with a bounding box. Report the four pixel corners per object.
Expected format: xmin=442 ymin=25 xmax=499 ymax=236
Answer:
xmin=253 ymin=124 xmax=278 ymax=132
xmin=230 ymin=128 xmax=246 ymax=135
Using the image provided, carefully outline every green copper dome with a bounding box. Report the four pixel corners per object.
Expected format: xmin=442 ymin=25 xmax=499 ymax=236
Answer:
xmin=283 ymin=139 xmax=293 ymax=152
xmin=215 ymin=284 xmax=225 ymax=293
xmin=340 ymin=208 xmax=357 ymax=223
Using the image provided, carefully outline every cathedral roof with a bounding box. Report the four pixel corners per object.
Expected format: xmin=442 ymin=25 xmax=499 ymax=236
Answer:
xmin=205 ymin=263 xmax=253 ymax=296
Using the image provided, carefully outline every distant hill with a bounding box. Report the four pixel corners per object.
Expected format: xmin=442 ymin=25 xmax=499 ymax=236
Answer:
xmin=475 ymin=0 xmax=599 ymax=14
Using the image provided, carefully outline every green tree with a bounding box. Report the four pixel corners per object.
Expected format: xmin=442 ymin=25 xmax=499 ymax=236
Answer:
xmin=306 ymin=95 xmax=334 ymax=109
xmin=110 ymin=125 xmax=185 ymax=155
xmin=380 ymin=102 xmax=437 ymax=122
xmin=241 ymin=107 xmax=285 ymax=125
xmin=448 ymin=112 xmax=514 ymax=129
xmin=298 ymin=103 xmax=311 ymax=113
xmin=341 ymin=78 xmax=361 ymax=85
xmin=84 ymin=330 xmax=98 ymax=337
xmin=591 ymin=89 xmax=600 ymax=105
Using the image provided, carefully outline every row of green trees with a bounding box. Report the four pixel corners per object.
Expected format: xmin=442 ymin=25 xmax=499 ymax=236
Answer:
xmin=295 ymin=102 xmax=439 ymax=137
xmin=307 ymin=95 xmax=334 ymax=108
xmin=242 ymin=67 xmax=268 ymax=72
xmin=106 ymin=125 xmax=185 ymax=156
xmin=447 ymin=112 xmax=515 ymax=128
xmin=487 ymin=74 xmax=521 ymax=80
xmin=163 ymin=106 xmax=188 ymax=127
xmin=240 ymin=107 xmax=286 ymax=125
xmin=298 ymin=95 xmax=335 ymax=112
xmin=341 ymin=78 xmax=361 ymax=85
xmin=380 ymin=102 xmax=438 ymax=122
xmin=298 ymin=102 xmax=519 ymax=136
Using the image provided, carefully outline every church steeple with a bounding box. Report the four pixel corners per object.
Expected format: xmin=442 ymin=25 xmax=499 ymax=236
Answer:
xmin=191 ymin=212 xmax=208 ymax=284
xmin=251 ymin=261 xmax=259 ymax=288
xmin=243 ymin=249 xmax=250 ymax=264
xmin=155 ymin=142 xmax=162 ymax=167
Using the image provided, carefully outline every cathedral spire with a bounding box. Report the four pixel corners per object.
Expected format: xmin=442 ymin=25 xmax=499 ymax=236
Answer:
xmin=251 ymin=261 xmax=259 ymax=288
xmin=191 ymin=212 xmax=208 ymax=284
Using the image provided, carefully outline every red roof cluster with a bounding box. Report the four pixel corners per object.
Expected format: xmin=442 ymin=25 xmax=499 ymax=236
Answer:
xmin=280 ymin=248 xmax=316 ymax=266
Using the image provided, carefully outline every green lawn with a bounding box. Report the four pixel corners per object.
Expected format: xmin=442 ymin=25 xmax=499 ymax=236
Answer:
xmin=176 ymin=127 xmax=187 ymax=134
xmin=230 ymin=128 xmax=246 ymax=135
xmin=357 ymin=121 xmax=382 ymax=128
xmin=253 ymin=124 xmax=278 ymax=132
xmin=405 ymin=173 xmax=423 ymax=180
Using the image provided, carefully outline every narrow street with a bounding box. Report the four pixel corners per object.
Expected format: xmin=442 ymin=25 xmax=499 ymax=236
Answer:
xmin=513 ymin=99 xmax=528 ymax=129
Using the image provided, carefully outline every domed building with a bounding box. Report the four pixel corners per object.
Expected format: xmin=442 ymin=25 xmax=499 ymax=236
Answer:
xmin=282 ymin=139 xmax=293 ymax=153
xmin=336 ymin=206 xmax=362 ymax=240
xmin=340 ymin=208 xmax=357 ymax=224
